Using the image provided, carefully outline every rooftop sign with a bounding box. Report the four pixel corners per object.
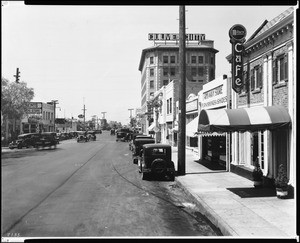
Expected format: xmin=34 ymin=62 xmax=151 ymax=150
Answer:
xmin=148 ymin=33 xmax=205 ymax=42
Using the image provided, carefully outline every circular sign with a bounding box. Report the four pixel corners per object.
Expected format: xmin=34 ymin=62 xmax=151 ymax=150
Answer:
xmin=229 ymin=24 xmax=247 ymax=42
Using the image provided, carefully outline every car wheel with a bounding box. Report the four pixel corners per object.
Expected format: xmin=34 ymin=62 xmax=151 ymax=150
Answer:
xmin=142 ymin=172 xmax=150 ymax=180
xmin=169 ymin=173 xmax=175 ymax=181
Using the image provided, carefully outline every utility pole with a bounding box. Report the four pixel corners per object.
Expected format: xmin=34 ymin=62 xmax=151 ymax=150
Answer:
xmin=82 ymin=104 xmax=87 ymax=130
xmin=14 ymin=68 xmax=20 ymax=83
xmin=51 ymin=100 xmax=59 ymax=132
xmin=177 ymin=5 xmax=186 ymax=176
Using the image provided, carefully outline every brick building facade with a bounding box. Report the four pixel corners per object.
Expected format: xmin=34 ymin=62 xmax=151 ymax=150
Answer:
xmin=227 ymin=7 xmax=296 ymax=189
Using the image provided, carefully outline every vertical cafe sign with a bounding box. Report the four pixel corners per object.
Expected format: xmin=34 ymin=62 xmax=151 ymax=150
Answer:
xmin=229 ymin=24 xmax=247 ymax=93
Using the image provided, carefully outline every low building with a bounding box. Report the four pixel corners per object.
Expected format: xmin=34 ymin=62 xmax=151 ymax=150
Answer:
xmin=21 ymin=102 xmax=55 ymax=133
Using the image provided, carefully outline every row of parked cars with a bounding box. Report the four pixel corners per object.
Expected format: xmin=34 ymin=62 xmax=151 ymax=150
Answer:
xmin=8 ymin=132 xmax=59 ymax=150
xmin=128 ymin=133 xmax=175 ymax=181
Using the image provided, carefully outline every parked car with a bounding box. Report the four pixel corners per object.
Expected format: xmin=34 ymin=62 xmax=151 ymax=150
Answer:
xmin=139 ymin=144 xmax=175 ymax=181
xmin=35 ymin=133 xmax=58 ymax=149
xmin=77 ymin=131 xmax=89 ymax=142
xmin=8 ymin=133 xmax=40 ymax=149
xmin=42 ymin=132 xmax=60 ymax=144
xmin=87 ymin=131 xmax=96 ymax=141
xmin=132 ymin=138 xmax=155 ymax=164
xmin=116 ymin=131 xmax=127 ymax=142
xmin=130 ymin=134 xmax=153 ymax=151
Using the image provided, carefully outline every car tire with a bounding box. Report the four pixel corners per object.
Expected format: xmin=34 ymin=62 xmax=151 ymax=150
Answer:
xmin=142 ymin=172 xmax=150 ymax=180
xmin=169 ymin=173 xmax=175 ymax=181
xmin=151 ymin=158 xmax=167 ymax=174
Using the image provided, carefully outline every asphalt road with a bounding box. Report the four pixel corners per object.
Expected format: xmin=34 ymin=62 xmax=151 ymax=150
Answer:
xmin=2 ymin=131 xmax=222 ymax=238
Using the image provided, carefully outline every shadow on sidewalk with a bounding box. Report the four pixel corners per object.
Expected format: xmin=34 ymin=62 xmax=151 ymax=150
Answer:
xmin=195 ymin=159 xmax=226 ymax=171
xmin=227 ymin=187 xmax=276 ymax=198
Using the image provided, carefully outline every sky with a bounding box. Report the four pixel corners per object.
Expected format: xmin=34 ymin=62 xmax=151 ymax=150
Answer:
xmin=1 ymin=2 xmax=296 ymax=125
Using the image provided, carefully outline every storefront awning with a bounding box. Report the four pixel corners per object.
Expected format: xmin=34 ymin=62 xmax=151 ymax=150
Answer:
xmin=198 ymin=105 xmax=291 ymax=133
xmin=186 ymin=116 xmax=199 ymax=137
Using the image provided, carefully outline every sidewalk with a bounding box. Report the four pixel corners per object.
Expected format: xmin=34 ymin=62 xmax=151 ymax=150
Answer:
xmin=172 ymin=147 xmax=297 ymax=238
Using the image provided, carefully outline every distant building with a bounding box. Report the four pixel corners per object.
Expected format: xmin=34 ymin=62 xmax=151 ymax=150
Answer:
xmin=138 ymin=35 xmax=219 ymax=134
xmin=21 ymin=102 xmax=55 ymax=133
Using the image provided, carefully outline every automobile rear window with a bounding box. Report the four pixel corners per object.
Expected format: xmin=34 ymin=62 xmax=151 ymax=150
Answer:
xmin=151 ymin=148 xmax=167 ymax=155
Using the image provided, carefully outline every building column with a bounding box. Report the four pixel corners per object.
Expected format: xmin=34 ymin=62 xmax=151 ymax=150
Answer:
xmin=265 ymin=52 xmax=274 ymax=178
xmin=287 ymin=41 xmax=295 ymax=186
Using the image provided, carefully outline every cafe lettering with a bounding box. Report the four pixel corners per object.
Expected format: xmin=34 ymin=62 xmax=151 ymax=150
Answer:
xmin=229 ymin=24 xmax=247 ymax=93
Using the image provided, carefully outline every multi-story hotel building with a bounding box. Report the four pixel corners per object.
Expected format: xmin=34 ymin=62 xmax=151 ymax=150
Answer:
xmin=138 ymin=36 xmax=219 ymax=134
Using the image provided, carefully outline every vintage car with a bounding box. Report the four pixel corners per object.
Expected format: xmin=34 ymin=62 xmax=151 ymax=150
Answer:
xmin=35 ymin=132 xmax=58 ymax=149
xmin=87 ymin=131 xmax=96 ymax=141
xmin=129 ymin=134 xmax=153 ymax=151
xmin=8 ymin=133 xmax=40 ymax=149
xmin=139 ymin=144 xmax=175 ymax=181
xmin=42 ymin=132 xmax=59 ymax=144
xmin=77 ymin=131 xmax=89 ymax=142
xmin=132 ymin=138 xmax=155 ymax=164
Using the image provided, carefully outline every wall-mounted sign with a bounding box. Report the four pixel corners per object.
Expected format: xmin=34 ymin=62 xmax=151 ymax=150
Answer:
xmin=186 ymin=99 xmax=198 ymax=112
xmin=229 ymin=24 xmax=247 ymax=42
xmin=148 ymin=33 xmax=205 ymax=42
xmin=28 ymin=108 xmax=42 ymax=114
xmin=200 ymin=76 xmax=228 ymax=109
xmin=28 ymin=102 xmax=42 ymax=108
xmin=229 ymin=24 xmax=247 ymax=93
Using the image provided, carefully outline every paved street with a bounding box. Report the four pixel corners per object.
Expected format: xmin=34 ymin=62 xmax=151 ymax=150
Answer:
xmin=2 ymin=131 xmax=222 ymax=238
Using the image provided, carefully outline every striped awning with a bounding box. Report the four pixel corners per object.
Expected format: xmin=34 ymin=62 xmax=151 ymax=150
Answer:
xmin=198 ymin=106 xmax=291 ymax=133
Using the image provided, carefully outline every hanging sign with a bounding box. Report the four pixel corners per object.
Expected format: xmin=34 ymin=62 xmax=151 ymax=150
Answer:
xmin=229 ymin=24 xmax=247 ymax=93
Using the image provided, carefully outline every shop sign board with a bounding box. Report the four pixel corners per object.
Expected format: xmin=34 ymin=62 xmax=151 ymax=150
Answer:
xmin=229 ymin=24 xmax=247 ymax=93
xmin=200 ymin=76 xmax=228 ymax=110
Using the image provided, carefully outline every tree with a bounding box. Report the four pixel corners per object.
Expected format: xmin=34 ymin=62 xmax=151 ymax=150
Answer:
xmin=1 ymin=77 xmax=35 ymax=120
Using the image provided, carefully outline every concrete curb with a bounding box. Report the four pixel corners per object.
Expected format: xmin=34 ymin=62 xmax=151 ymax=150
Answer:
xmin=175 ymin=177 xmax=238 ymax=236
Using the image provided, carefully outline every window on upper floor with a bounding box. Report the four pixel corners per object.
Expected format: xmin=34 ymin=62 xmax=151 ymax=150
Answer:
xmin=273 ymin=54 xmax=288 ymax=84
xmin=170 ymin=67 xmax=176 ymax=76
xmin=163 ymin=68 xmax=169 ymax=76
xmin=210 ymin=56 xmax=214 ymax=65
xmin=150 ymin=80 xmax=154 ymax=89
xmin=191 ymin=56 xmax=197 ymax=64
xmin=170 ymin=55 xmax=176 ymax=64
xmin=209 ymin=68 xmax=215 ymax=81
xmin=198 ymin=67 xmax=204 ymax=76
xmin=167 ymin=99 xmax=170 ymax=114
xmin=163 ymin=56 xmax=169 ymax=64
xmin=191 ymin=67 xmax=197 ymax=76
xmin=250 ymin=65 xmax=263 ymax=91
xmin=150 ymin=56 xmax=154 ymax=64
xmin=198 ymin=56 xmax=204 ymax=64
xmin=150 ymin=68 xmax=154 ymax=77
